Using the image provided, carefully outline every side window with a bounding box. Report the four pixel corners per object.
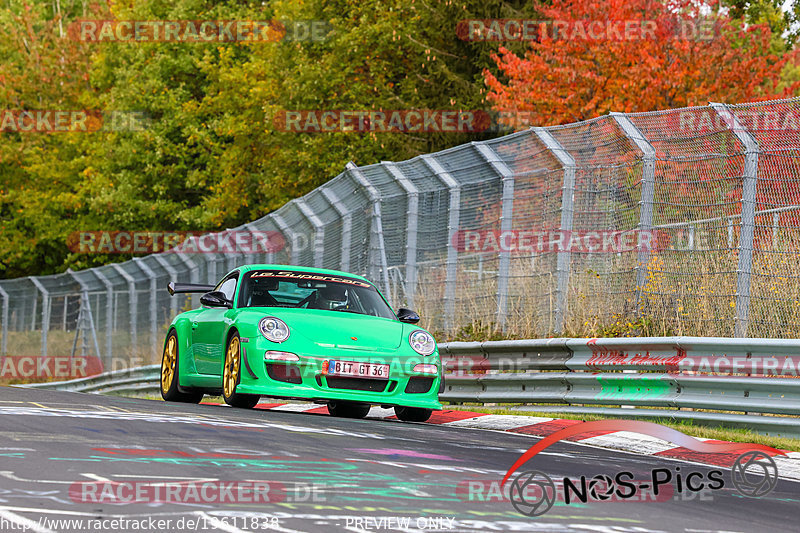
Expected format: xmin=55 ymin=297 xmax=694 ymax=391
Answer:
xmin=216 ymin=274 xmax=238 ymax=302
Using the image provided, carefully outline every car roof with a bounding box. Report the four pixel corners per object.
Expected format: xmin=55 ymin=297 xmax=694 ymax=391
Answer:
xmin=234 ymin=264 xmax=372 ymax=283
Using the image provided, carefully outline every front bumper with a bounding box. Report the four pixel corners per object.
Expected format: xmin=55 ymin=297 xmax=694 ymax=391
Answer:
xmin=235 ymin=341 xmax=443 ymax=410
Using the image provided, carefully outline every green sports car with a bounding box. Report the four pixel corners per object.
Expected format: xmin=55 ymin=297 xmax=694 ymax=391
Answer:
xmin=160 ymin=264 xmax=442 ymax=422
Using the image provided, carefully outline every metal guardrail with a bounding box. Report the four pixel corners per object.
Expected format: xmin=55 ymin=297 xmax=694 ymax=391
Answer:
xmin=439 ymin=337 xmax=800 ymax=438
xmin=21 ymin=337 xmax=800 ymax=438
xmin=23 ymin=365 xmax=160 ymax=395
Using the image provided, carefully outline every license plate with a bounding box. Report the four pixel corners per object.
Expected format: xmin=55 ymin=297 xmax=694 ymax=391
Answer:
xmin=326 ymin=360 xmax=389 ymax=380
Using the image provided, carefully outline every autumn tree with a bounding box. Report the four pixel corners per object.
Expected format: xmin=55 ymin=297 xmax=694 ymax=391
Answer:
xmin=0 ymin=0 xmax=97 ymax=277
xmin=484 ymin=0 xmax=799 ymax=127
xmin=1 ymin=0 xmax=546 ymax=277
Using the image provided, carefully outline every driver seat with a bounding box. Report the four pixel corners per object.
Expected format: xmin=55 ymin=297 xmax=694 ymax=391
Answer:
xmin=311 ymin=285 xmax=348 ymax=310
xmin=248 ymin=290 xmax=278 ymax=307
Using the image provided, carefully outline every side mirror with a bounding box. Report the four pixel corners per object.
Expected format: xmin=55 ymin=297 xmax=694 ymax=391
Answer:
xmin=396 ymin=308 xmax=420 ymax=324
xmin=200 ymin=291 xmax=232 ymax=309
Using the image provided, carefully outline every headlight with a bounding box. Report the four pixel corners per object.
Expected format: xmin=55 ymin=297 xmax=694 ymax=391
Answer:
xmin=409 ymin=330 xmax=436 ymax=356
xmin=259 ymin=317 xmax=290 ymax=343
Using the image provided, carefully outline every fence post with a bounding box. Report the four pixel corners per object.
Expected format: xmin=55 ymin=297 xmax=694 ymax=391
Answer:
xmin=532 ymin=128 xmax=575 ymax=333
xmin=111 ymin=264 xmax=137 ymax=354
xmin=133 ymin=258 xmax=159 ymax=357
xmin=473 ymin=143 xmax=515 ymax=330
xmin=173 ymin=251 xmax=200 ymax=308
xmin=422 ymin=154 xmax=460 ymax=332
xmin=321 ymin=188 xmax=352 ymax=272
xmin=711 ymin=103 xmax=759 ymax=338
xmin=296 ymin=199 xmax=325 ymax=269
xmin=67 ymin=270 xmax=101 ymax=359
xmin=242 ymin=222 xmax=270 ymax=265
xmin=91 ymin=269 xmax=114 ymax=370
xmin=384 ymin=162 xmax=419 ymax=308
xmin=154 ymin=255 xmax=179 ymax=318
xmin=346 ymin=162 xmax=392 ymax=298
xmin=610 ymin=113 xmax=656 ymax=310
xmin=0 ymin=283 xmax=8 ymax=356
xmin=272 ymin=213 xmax=301 ymax=266
xmin=199 ymin=239 xmax=217 ymax=285
xmin=29 ymin=277 xmax=50 ymax=357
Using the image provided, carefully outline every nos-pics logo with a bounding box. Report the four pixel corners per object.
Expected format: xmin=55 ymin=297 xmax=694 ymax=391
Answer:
xmin=502 ymin=420 xmax=782 ymax=517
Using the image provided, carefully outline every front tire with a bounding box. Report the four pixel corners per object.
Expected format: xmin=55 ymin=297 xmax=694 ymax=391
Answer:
xmin=327 ymin=401 xmax=370 ymax=419
xmin=223 ymin=333 xmax=260 ymax=409
xmin=395 ymin=406 xmax=432 ymax=422
xmin=161 ymin=330 xmax=203 ymax=403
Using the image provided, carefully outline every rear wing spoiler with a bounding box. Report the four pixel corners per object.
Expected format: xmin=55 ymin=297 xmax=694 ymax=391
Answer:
xmin=167 ymin=282 xmax=215 ymax=296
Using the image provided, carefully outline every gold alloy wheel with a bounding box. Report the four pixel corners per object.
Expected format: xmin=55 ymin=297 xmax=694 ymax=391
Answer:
xmin=161 ymin=335 xmax=177 ymax=393
xmin=223 ymin=336 xmax=241 ymax=398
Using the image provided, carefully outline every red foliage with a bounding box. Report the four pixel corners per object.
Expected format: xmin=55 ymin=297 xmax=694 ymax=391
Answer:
xmin=484 ymin=0 xmax=798 ymax=127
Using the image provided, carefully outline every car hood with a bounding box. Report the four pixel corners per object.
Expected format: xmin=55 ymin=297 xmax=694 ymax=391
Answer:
xmin=242 ymin=308 xmax=404 ymax=352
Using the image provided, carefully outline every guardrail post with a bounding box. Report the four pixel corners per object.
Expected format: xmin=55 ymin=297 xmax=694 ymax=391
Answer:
xmin=611 ymin=113 xmax=656 ymax=310
xmin=473 ymin=143 xmax=515 ymax=330
xmin=321 ymin=188 xmax=352 ymax=273
xmin=0 ymin=283 xmax=8 ymax=356
xmin=711 ymin=103 xmax=759 ymax=337
xmin=29 ymin=277 xmax=50 ymax=358
xmin=346 ymin=162 xmax=392 ymax=299
xmin=296 ymin=199 xmax=325 ymax=269
xmin=422 ymin=154 xmax=461 ymax=332
xmin=91 ymin=269 xmax=114 ymax=370
xmin=384 ymin=162 xmax=419 ymax=308
xmin=111 ymin=264 xmax=137 ymax=354
xmin=133 ymin=258 xmax=159 ymax=357
xmin=272 ymin=213 xmax=301 ymax=266
xmin=532 ymin=128 xmax=575 ymax=333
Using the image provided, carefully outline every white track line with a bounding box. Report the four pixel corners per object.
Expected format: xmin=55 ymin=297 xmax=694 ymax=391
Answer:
xmin=266 ymin=404 xmax=318 ymax=412
xmin=577 ymin=431 xmax=679 ymax=455
xmin=443 ymin=414 xmax=553 ymax=430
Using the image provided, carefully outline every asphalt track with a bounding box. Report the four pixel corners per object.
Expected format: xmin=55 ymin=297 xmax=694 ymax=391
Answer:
xmin=0 ymin=386 xmax=797 ymax=533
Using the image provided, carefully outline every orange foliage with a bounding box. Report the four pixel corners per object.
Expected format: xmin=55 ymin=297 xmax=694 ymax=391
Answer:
xmin=484 ymin=0 xmax=798 ymax=127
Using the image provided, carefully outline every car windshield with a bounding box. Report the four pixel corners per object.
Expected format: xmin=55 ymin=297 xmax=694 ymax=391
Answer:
xmin=237 ymin=269 xmax=396 ymax=320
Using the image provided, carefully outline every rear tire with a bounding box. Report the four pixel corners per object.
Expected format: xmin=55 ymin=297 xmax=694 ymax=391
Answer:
xmin=161 ymin=330 xmax=203 ymax=403
xmin=222 ymin=332 xmax=260 ymax=409
xmin=327 ymin=401 xmax=370 ymax=419
xmin=395 ymin=406 xmax=432 ymax=422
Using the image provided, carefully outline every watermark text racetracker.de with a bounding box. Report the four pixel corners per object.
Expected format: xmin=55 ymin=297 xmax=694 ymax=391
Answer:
xmin=456 ymin=17 xmax=718 ymax=42
xmin=70 ymin=480 xmax=325 ymax=504
xmin=271 ymin=109 xmax=491 ymax=133
xmin=452 ymin=229 xmax=667 ymax=254
xmin=678 ymin=107 xmax=800 ymax=134
xmin=2 ymin=515 xmax=281 ymax=532
xmin=0 ymin=110 xmax=149 ymax=133
xmin=68 ymin=230 xmax=285 ymax=254
xmin=69 ymin=20 xmax=331 ymax=43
